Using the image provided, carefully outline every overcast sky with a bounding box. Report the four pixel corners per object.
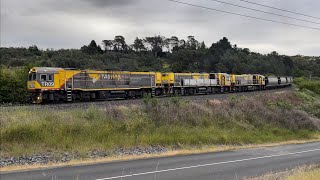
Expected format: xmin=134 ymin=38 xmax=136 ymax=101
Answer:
xmin=1 ymin=0 xmax=320 ymax=56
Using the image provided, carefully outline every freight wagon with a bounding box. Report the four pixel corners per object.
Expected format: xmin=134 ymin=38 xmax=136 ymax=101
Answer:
xmin=265 ymin=76 xmax=292 ymax=89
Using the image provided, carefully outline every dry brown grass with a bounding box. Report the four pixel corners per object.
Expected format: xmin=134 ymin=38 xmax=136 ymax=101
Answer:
xmin=287 ymin=167 xmax=320 ymax=180
xmin=146 ymin=92 xmax=320 ymax=131
xmin=1 ymin=91 xmax=320 ymax=171
xmin=245 ymin=164 xmax=320 ymax=180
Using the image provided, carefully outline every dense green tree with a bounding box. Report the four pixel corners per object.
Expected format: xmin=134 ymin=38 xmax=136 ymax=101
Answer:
xmin=186 ymin=36 xmax=199 ymax=50
xmin=102 ymin=40 xmax=113 ymax=51
xmin=179 ymin=39 xmax=186 ymax=50
xmin=0 ymin=66 xmax=29 ymax=103
xmin=167 ymin=36 xmax=180 ymax=52
xmin=132 ymin=37 xmax=146 ymax=52
xmin=113 ymin=36 xmax=128 ymax=52
xmin=144 ymin=35 xmax=166 ymax=57
xmin=199 ymin=41 xmax=206 ymax=50
xmin=28 ymin=45 xmax=42 ymax=56
xmin=81 ymin=40 xmax=103 ymax=55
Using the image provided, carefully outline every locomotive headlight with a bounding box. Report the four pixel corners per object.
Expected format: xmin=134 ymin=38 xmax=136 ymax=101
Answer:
xmin=29 ymin=83 xmax=35 ymax=88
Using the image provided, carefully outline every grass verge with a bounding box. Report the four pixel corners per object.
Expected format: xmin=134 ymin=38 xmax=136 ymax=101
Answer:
xmin=1 ymin=81 xmax=320 ymax=172
xmin=287 ymin=166 xmax=320 ymax=180
xmin=1 ymin=89 xmax=319 ymax=157
xmin=246 ymin=164 xmax=320 ymax=180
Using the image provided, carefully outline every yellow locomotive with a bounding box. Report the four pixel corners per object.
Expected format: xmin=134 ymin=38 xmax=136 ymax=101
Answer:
xmin=28 ymin=67 xmax=162 ymax=103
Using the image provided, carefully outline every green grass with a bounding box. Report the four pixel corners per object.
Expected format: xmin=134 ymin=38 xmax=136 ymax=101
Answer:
xmin=1 ymin=92 xmax=319 ymax=157
xmin=294 ymin=78 xmax=320 ymax=118
xmin=294 ymin=77 xmax=320 ymax=95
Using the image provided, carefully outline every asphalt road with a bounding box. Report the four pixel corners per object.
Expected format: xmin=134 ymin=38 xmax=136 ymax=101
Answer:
xmin=1 ymin=142 xmax=319 ymax=180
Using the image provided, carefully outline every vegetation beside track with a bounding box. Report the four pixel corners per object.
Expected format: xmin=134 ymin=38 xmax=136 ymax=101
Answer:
xmin=294 ymin=78 xmax=320 ymax=118
xmin=287 ymin=166 xmax=320 ymax=180
xmin=1 ymin=88 xmax=319 ymax=157
xmin=0 ymin=66 xmax=29 ymax=104
xmin=248 ymin=164 xmax=320 ymax=180
xmin=295 ymin=77 xmax=320 ymax=95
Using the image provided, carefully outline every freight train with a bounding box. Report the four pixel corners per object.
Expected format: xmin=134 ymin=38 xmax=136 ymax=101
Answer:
xmin=27 ymin=67 xmax=292 ymax=103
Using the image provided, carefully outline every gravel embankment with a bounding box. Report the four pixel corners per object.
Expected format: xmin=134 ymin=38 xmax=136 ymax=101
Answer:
xmin=0 ymin=87 xmax=293 ymax=111
xmin=0 ymin=146 xmax=168 ymax=167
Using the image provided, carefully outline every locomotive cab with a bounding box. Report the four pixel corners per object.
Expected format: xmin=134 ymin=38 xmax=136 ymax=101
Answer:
xmin=27 ymin=68 xmax=42 ymax=103
xmin=27 ymin=67 xmax=61 ymax=103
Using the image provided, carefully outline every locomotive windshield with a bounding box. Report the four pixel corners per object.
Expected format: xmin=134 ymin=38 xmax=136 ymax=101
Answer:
xmin=28 ymin=72 xmax=36 ymax=81
xmin=28 ymin=73 xmax=54 ymax=81
xmin=40 ymin=74 xmax=54 ymax=81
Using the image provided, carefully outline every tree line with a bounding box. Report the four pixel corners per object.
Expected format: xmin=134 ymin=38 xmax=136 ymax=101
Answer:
xmin=1 ymin=35 xmax=320 ymax=103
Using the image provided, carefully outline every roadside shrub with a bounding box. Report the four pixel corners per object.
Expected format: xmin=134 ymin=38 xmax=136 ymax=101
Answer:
xmin=0 ymin=66 xmax=29 ymax=103
xmin=295 ymin=78 xmax=320 ymax=95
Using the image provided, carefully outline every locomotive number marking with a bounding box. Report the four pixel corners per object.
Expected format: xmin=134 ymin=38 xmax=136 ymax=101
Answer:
xmin=41 ymin=82 xmax=55 ymax=87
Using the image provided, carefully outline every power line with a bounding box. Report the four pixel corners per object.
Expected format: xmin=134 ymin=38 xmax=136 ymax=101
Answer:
xmin=168 ymin=0 xmax=320 ymax=31
xmin=237 ymin=0 xmax=320 ymax=20
xmin=207 ymin=0 xmax=320 ymax=25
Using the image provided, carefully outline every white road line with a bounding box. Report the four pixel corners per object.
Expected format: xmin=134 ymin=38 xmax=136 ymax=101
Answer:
xmin=96 ymin=148 xmax=320 ymax=180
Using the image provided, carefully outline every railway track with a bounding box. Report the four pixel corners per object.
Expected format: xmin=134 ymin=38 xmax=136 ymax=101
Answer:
xmin=0 ymin=87 xmax=293 ymax=111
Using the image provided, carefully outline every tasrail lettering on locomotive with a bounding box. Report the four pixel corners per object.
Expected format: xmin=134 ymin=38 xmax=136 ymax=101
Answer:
xmin=100 ymin=74 xmax=122 ymax=80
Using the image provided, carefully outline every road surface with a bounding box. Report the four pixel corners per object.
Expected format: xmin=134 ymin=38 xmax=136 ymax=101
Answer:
xmin=1 ymin=141 xmax=319 ymax=180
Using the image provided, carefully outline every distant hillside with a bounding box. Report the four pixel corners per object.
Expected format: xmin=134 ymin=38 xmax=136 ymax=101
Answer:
xmin=1 ymin=36 xmax=319 ymax=77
